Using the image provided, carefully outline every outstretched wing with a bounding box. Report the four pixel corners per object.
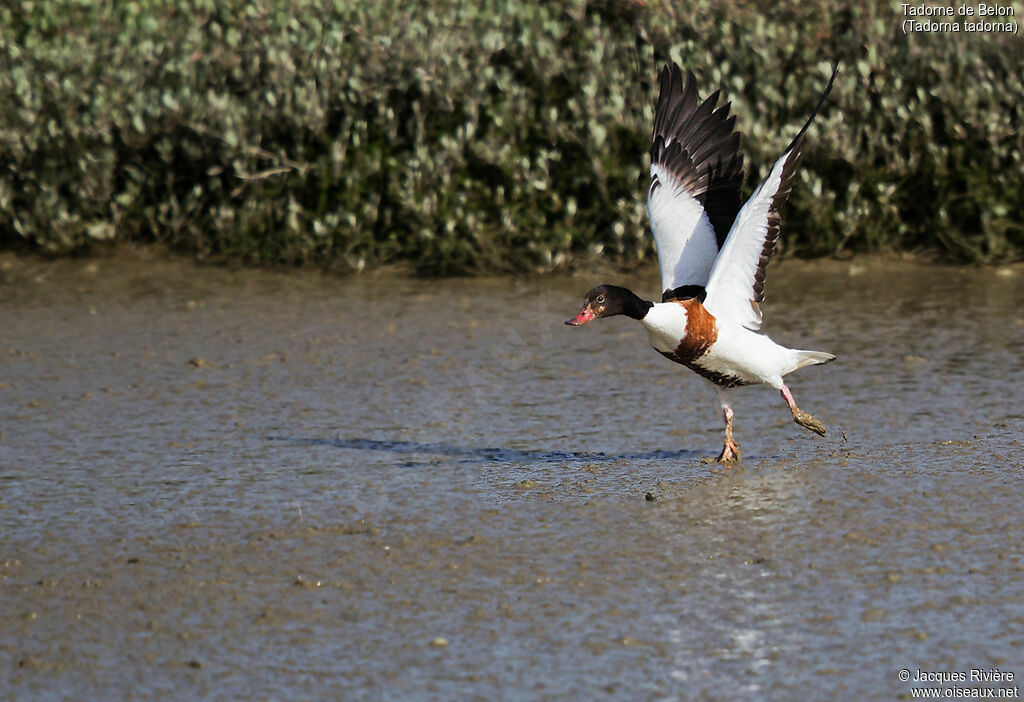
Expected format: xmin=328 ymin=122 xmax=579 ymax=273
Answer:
xmin=703 ymin=65 xmax=838 ymax=331
xmin=647 ymin=64 xmax=744 ymax=301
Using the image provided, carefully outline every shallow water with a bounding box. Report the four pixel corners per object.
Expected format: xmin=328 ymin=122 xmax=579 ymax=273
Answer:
xmin=1 ymin=252 xmax=1022 ymax=700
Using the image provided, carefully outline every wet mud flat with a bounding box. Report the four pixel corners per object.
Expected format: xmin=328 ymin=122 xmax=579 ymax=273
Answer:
xmin=1 ymin=252 xmax=1022 ymax=699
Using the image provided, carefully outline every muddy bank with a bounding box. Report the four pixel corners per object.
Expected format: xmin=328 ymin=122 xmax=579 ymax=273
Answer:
xmin=1 ymin=254 xmax=1022 ymax=699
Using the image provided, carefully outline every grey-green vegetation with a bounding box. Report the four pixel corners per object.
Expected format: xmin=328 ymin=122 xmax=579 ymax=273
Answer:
xmin=2 ymin=0 xmax=1021 ymax=273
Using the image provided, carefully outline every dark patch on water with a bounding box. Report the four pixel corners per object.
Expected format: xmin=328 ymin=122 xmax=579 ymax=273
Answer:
xmin=267 ymin=435 xmax=698 ymax=465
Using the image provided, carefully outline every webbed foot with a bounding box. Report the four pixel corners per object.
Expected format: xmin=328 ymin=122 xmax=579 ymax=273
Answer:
xmin=792 ymin=409 xmax=827 ymax=437
xmin=715 ymin=439 xmax=741 ymax=463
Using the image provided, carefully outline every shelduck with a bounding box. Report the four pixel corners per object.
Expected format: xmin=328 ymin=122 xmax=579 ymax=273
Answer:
xmin=566 ymin=63 xmax=838 ymax=462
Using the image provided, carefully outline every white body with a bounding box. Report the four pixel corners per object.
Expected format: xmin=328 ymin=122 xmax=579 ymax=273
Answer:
xmin=641 ymin=302 xmax=827 ymax=389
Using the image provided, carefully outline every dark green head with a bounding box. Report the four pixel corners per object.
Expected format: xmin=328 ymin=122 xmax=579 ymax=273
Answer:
xmin=565 ymin=284 xmax=653 ymax=325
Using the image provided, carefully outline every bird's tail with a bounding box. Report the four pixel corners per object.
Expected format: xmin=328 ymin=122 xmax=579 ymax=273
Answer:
xmin=787 ymin=349 xmax=836 ymax=374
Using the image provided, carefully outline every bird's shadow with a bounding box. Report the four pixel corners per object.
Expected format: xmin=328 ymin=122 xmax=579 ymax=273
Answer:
xmin=266 ymin=436 xmax=699 ymax=466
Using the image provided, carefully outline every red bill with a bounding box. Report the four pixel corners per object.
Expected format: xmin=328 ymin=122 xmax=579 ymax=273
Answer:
xmin=565 ymin=303 xmax=595 ymax=326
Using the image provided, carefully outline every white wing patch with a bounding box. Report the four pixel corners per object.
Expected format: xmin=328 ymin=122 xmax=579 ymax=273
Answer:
xmin=647 ymin=163 xmax=720 ymax=294
xmin=702 ymin=149 xmax=793 ymax=331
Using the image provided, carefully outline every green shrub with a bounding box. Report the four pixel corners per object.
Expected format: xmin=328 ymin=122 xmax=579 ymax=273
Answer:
xmin=1 ymin=0 xmax=1021 ymax=272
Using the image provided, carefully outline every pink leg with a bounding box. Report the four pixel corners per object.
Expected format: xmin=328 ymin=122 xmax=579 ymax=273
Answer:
xmin=715 ymin=390 xmax=740 ymax=462
xmin=780 ymin=383 xmax=827 ymax=437
xmin=780 ymin=384 xmax=797 ymax=410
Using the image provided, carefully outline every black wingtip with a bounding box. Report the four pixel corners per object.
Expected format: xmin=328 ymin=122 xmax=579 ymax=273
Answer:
xmin=782 ymin=62 xmax=840 ymax=156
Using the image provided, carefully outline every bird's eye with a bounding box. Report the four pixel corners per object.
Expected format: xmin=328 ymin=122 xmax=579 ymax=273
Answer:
xmin=596 ymin=295 xmax=605 ymax=304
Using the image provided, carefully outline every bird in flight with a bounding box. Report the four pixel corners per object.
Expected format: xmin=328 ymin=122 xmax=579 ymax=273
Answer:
xmin=566 ymin=63 xmax=838 ymax=462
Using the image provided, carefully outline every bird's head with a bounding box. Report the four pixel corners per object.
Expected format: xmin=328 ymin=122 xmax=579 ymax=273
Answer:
xmin=565 ymin=285 xmax=646 ymax=326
